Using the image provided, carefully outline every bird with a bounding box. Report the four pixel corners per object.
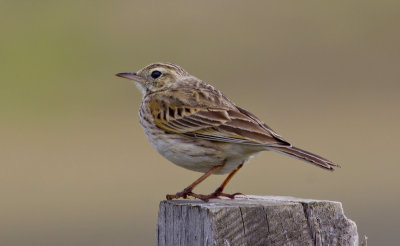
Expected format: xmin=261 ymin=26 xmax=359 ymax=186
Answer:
xmin=116 ymin=62 xmax=340 ymax=202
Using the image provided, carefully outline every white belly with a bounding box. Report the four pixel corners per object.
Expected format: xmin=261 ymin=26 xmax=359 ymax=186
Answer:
xmin=141 ymin=122 xmax=261 ymax=174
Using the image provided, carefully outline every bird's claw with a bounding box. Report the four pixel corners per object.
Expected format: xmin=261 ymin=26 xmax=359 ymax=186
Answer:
xmin=166 ymin=188 xmax=193 ymax=200
xmin=166 ymin=190 xmax=243 ymax=202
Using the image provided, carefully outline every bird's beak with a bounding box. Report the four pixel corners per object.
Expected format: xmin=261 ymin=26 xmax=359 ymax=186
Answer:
xmin=115 ymin=72 xmax=144 ymax=83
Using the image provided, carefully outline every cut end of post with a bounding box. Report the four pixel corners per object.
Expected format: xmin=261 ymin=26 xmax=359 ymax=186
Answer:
xmin=157 ymin=195 xmax=359 ymax=246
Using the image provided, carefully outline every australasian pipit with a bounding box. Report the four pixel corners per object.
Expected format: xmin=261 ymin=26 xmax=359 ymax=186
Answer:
xmin=116 ymin=62 xmax=340 ymax=202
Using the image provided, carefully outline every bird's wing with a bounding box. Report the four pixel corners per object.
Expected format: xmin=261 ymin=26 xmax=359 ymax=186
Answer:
xmin=146 ymin=87 xmax=290 ymax=147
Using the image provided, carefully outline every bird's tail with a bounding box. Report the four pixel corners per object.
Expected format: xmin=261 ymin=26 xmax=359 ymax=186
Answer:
xmin=269 ymin=146 xmax=340 ymax=171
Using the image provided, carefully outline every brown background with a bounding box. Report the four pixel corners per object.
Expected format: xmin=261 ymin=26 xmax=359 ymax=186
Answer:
xmin=1 ymin=1 xmax=399 ymax=245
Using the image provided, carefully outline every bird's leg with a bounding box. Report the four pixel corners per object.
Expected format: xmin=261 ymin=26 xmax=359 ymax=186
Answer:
xmin=190 ymin=163 xmax=244 ymax=202
xmin=166 ymin=165 xmax=223 ymax=200
xmin=211 ymin=163 xmax=244 ymax=199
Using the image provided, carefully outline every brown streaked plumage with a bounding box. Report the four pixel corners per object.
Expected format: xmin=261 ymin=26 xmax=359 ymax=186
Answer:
xmin=116 ymin=62 xmax=340 ymax=202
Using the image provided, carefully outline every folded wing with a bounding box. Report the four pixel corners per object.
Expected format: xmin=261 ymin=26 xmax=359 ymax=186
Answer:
xmin=146 ymin=89 xmax=290 ymax=147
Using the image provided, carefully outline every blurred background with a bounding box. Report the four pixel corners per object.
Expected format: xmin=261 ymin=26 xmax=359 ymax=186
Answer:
xmin=1 ymin=0 xmax=399 ymax=245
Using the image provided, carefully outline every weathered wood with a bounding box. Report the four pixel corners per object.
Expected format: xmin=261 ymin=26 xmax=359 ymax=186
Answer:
xmin=157 ymin=195 xmax=358 ymax=246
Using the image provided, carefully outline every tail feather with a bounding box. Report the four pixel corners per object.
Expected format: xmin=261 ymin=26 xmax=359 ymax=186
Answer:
xmin=270 ymin=146 xmax=340 ymax=171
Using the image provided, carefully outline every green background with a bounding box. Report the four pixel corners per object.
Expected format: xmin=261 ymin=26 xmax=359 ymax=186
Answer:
xmin=1 ymin=1 xmax=399 ymax=245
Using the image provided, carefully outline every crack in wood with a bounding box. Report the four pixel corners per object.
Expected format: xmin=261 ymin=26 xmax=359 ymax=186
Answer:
xmin=262 ymin=206 xmax=270 ymax=233
xmin=238 ymin=207 xmax=246 ymax=236
xmin=301 ymin=202 xmax=316 ymax=245
xmin=157 ymin=196 xmax=359 ymax=246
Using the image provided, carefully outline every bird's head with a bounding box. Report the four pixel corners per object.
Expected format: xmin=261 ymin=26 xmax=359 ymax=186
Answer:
xmin=116 ymin=63 xmax=190 ymax=95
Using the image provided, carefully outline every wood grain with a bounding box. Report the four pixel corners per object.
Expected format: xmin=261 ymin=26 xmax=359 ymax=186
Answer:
xmin=157 ymin=195 xmax=358 ymax=246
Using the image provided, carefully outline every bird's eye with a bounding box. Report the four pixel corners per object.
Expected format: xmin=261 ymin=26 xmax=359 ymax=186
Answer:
xmin=151 ymin=70 xmax=162 ymax=79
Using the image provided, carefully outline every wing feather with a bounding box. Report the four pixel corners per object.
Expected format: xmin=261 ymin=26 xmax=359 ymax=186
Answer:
xmin=146 ymin=88 xmax=290 ymax=147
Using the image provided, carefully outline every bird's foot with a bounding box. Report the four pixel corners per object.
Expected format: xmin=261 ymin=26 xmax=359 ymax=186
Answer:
xmin=218 ymin=192 xmax=244 ymax=199
xmin=166 ymin=188 xmax=193 ymax=200
xmin=166 ymin=188 xmax=243 ymax=202
xmin=189 ymin=192 xmax=243 ymax=202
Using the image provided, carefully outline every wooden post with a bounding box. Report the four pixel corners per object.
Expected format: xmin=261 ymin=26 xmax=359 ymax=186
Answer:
xmin=157 ymin=195 xmax=358 ymax=246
